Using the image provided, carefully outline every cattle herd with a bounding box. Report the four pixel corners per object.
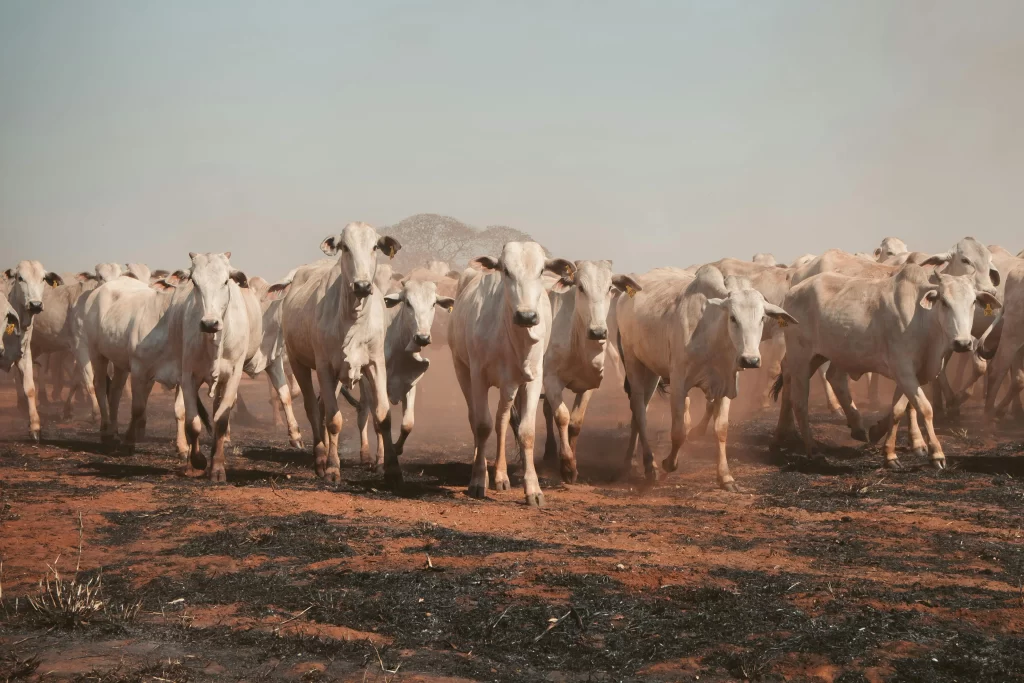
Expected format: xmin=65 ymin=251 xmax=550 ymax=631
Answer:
xmin=2 ymin=226 xmax=1021 ymax=507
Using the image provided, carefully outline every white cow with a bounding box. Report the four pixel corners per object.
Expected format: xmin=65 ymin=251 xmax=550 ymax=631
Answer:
xmin=3 ymin=261 xmax=64 ymax=439
xmin=980 ymin=264 xmax=1024 ymax=420
xmin=349 ymin=276 xmax=455 ymax=467
xmin=752 ymin=253 xmax=777 ymax=266
xmin=774 ymin=265 xmax=999 ymax=468
xmin=511 ymin=260 xmax=642 ymax=482
xmin=616 ymin=265 xmax=796 ymax=490
xmin=448 ymin=242 xmax=574 ymax=506
xmin=873 ymin=237 xmax=908 ymax=263
xmin=280 ymin=222 xmax=402 ymax=484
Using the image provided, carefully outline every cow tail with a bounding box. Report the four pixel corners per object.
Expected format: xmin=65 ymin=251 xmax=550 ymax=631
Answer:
xmin=339 ymin=385 xmax=362 ymax=410
xmin=770 ymin=373 xmax=785 ymax=402
xmin=656 ymin=378 xmax=670 ymax=398
xmin=617 ymin=333 xmax=631 ymax=396
xmin=196 ymin=396 xmax=213 ymax=434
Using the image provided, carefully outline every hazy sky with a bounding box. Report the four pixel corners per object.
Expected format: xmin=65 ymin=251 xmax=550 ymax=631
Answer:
xmin=2 ymin=0 xmax=1022 ymax=279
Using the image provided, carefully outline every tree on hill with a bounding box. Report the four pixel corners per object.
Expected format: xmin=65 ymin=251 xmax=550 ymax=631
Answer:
xmin=380 ymin=214 xmax=545 ymax=272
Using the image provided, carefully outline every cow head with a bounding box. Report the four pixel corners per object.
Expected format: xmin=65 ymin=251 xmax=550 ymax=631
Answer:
xmin=558 ymin=260 xmax=642 ymax=342
xmin=320 ymin=222 xmax=401 ymax=300
xmin=752 ymin=253 xmax=777 ymax=266
xmin=4 ymin=261 xmax=62 ymax=318
xmin=187 ymin=252 xmax=247 ymax=334
xmin=706 ymin=289 xmax=798 ymax=369
xmin=922 ymin=237 xmax=999 ymax=295
xmin=76 ymin=263 xmax=123 ymax=284
xmin=874 ymin=237 xmax=908 ymax=263
xmin=0 ymin=297 xmax=21 ymax=372
xmin=920 ymin=274 xmax=1001 ymax=353
xmin=472 ymin=242 xmax=574 ymax=334
xmin=384 ymin=279 xmax=456 ymax=349
xmin=123 ymin=263 xmax=152 ymax=283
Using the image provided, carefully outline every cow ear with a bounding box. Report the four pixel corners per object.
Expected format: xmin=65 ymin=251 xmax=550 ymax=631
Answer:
xmin=873 ymin=247 xmax=882 ymax=259
xmin=152 ymin=279 xmax=177 ymax=292
xmin=446 ymin=270 xmax=462 ymax=280
xmin=2 ymin=269 xmax=12 ymax=280
xmin=167 ymin=269 xmax=191 ymax=285
xmin=377 ymin=236 xmax=402 ymax=260
xmin=391 ymin=272 xmax=405 ymax=281
xmin=124 ymin=271 xmax=140 ymax=280
xmin=990 ymin=267 xmax=1001 ymax=287
xmin=44 ymin=272 xmax=64 ymax=288
xmin=320 ymin=236 xmax=341 ymax=256
xmin=704 ymin=297 xmax=726 ymax=310
xmin=435 ymin=296 xmax=455 ymax=311
xmin=265 ymin=282 xmax=291 ymax=300
xmin=384 ymin=292 xmax=404 ymax=308
xmin=976 ymin=291 xmax=1001 ymax=310
xmin=76 ymin=271 xmax=96 ymax=283
xmin=189 ymin=252 xmax=198 ymax=261
xmin=764 ymin=302 xmax=798 ymax=326
xmin=919 ymin=289 xmax=940 ymax=309
xmin=544 ymin=258 xmax=575 ymax=278
xmin=552 ymin=275 xmax=574 ymax=293
xmin=611 ymin=274 xmax=643 ymax=295
xmin=472 ymin=256 xmax=500 ymax=271
xmin=921 ymin=252 xmax=952 ymax=267
xmin=224 ymin=251 xmax=232 ymax=259
xmin=230 ymin=270 xmax=248 ymax=288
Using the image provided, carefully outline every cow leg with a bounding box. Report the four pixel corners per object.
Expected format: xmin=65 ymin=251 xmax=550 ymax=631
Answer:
xmin=173 ymin=385 xmax=189 ymax=458
xmin=662 ymin=376 xmax=692 ymax=475
xmin=366 ymin=360 xmax=400 ymax=486
xmin=395 ymin=385 xmax=416 ymax=456
xmin=983 ymin=328 xmax=1020 ymax=421
xmin=266 ymin=357 xmax=302 ymax=447
xmin=773 ymin=366 xmax=797 ymax=447
xmin=292 ymin=362 xmax=326 ymax=471
xmin=824 ymin=365 xmax=866 ymax=441
xmin=790 ymin=362 xmax=815 ymax=457
xmin=898 ymin=377 xmax=945 ymax=469
xmin=90 ymin=354 xmax=114 ymax=445
xmin=544 ymin=378 xmax=576 ymax=483
xmin=867 ymin=372 xmax=881 ymax=409
xmin=541 ymin=398 xmax=558 ymax=463
xmin=623 ymin=365 xmax=660 ymax=481
xmin=181 ymin=377 xmax=207 ymax=471
xmin=492 ymin=385 xmax=517 ymax=493
xmin=208 ymin=368 xmax=243 ymax=483
xmin=124 ymin=373 xmax=155 ymax=453
xmin=882 ymin=391 xmax=911 ymax=468
xmin=107 ymin=366 xmax=130 ymax=444
xmin=903 ymin=404 xmax=927 ymax=459
xmin=687 ymin=397 xmax=712 ymax=440
xmin=515 ymin=379 xmax=545 ymax=506
xmin=712 ymin=395 xmax=738 ymax=491
xmin=315 ymin=368 xmax=343 ymax=483
xmin=267 ymin=373 xmax=283 ymax=426
xmin=15 ymin=342 xmax=41 ymax=441
xmin=992 ymin=354 xmax=1024 ymax=420
xmin=819 ymin=362 xmax=841 ymax=413
xmin=567 ymin=389 xmax=592 ymax=456
xmin=463 ymin=364 xmax=492 ymax=499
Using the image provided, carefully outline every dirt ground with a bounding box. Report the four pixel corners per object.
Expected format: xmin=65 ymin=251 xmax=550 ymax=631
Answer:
xmin=1 ymin=356 xmax=1023 ymax=682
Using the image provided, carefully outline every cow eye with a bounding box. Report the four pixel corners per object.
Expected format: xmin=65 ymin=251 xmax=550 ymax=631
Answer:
xmin=961 ymin=257 xmax=970 ymax=264
xmin=730 ymin=315 xmax=737 ymax=323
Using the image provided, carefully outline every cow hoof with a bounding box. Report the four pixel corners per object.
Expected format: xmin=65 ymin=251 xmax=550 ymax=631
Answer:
xmin=394 ymin=443 xmax=405 ymax=456
xmin=289 ymin=439 xmax=303 ymax=449
xmin=867 ymin=423 xmax=888 ymax=444
xmin=525 ymin=491 xmax=545 ymax=507
xmin=493 ymin=477 xmax=512 ymax=492
xmin=467 ymin=484 xmax=488 ymax=500
xmin=190 ymin=452 xmax=208 ymax=471
xmin=884 ymin=458 xmax=904 ymax=471
xmin=324 ymin=467 xmax=341 ymax=484
xmin=661 ymin=457 xmax=678 ymax=474
xmin=62 ymin=408 xmax=73 ymax=421
xmin=644 ymin=467 xmax=657 ymax=483
xmin=560 ymin=464 xmax=578 ymax=484
xmin=384 ymin=468 xmax=404 ymax=487
xmin=210 ymin=467 xmax=227 ymax=483
xmin=932 ymin=456 xmax=946 ymax=470
xmin=850 ymin=427 xmax=868 ymax=443
xmin=910 ymin=446 xmax=928 ymax=459
xmin=29 ymin=430 xmax=41 ymax=443
xmin=720 ymin=480 xmax=739 ymax=493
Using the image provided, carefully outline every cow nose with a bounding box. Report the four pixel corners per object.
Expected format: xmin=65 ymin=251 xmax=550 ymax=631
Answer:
xmin=513 ymin=310 xmax=540 ymax=327
xmin=27 ymin=301 xmax=43 ymax=314
xmin=200 ymin=318 xmax=222 ymax=333
xmin=352 ymin=280 xmax=372 ymax=298
xmin=587 ymin=326 xmax=608 ymax=341
xmin=413 ymin=333 xmax=432 ymax=347
xmin=739 ymin=355 xmax=761 ymax=369
xmin=952 ymin=338 xmax=973 ymax=353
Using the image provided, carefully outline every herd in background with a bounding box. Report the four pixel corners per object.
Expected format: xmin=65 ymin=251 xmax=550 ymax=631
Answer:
xmin=2 ymin=226 xmax=1023 ymax=507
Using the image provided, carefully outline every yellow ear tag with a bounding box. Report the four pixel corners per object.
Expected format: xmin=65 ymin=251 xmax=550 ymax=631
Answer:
xmin=4 ymin=323 xmax=14 ymax=336
xmin=448 ymin=305 xmax=454 ymax=312
xmin=51 ymin=281 xmax=58 ymax=288
xmin=984 ymin=303 xmax=994 ymax=317
xmin=388 ymin=245 xmax=396 ymax=260
xmin=625 ymin=285 xmax=637 ymax=299
xmin=778 ymin=318 xmax=789 ymax=328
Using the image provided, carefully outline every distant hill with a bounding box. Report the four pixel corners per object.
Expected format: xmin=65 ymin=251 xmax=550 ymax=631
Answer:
xmin=380 ymin=213 xmax=546 ymax=273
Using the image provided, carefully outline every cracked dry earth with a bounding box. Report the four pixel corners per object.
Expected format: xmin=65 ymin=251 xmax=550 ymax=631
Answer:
xmin=1 ymin=358 xmax=1023 ymax=682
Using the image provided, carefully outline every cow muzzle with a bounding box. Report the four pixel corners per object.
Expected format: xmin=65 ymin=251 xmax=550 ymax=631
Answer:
xmin=27 ymin=301 xmax=43 ymax=314
xmin=200 ymin=318 xmax=222 ymax=333
xmin=413 ymin=333 xmax=432 ymax=347
xmin=951 ymin=338 xmax=973 ymax=353
xmin=513 ymin=310 xmax=540 ymax=328
xmin=587 ymin=326 xmax=608 ymax=341
xmin=739 ymin=355 xmax=761 ymax=369
xmin=352 ymin=280 xmax=372 ymax=298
